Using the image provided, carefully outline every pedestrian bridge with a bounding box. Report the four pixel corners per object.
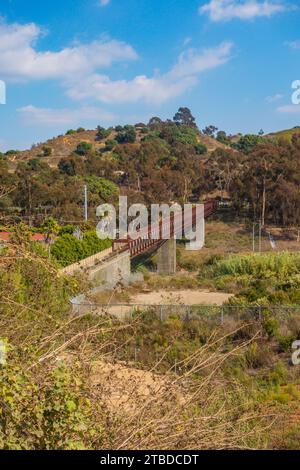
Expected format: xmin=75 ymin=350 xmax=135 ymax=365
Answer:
xmin=60 ymin=200 xmax=218 ymax=286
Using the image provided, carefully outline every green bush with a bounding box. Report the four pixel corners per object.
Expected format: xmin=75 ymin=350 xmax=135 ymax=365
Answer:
xmin=75 ymin=142 xmax=93 ymax=156
xmin=96 ymin=126 xmax=111 ymax=141
xmin=85 ymin=175 xmax=119 ymax=202
xmin=194 ymin=143 xmax=207 ymax=155
xmin=278 ymin=335 xmax=294 ymax=353
xmin=263 ymin=316 xmax=280 ymax=339
xmin=0 ymin=363 xmax=101 ymax=450
xmin=116 ymin=125 xmax=136 ymax=144
xmin=51 ymin=231 xmax=111 ymax=267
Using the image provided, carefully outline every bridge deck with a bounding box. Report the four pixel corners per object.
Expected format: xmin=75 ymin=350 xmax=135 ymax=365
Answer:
xmin=113 ymin=200 xmax=218 ymax=259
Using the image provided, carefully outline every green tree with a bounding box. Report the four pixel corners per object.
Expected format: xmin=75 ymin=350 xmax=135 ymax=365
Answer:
xmin=76 ymin=142 xmax=93 ymax=156
xmin=116 ymin=126 xmax=136 ymax=144
xmin=216 ymin=131 xmax=230 ymax=145
xmin=41 ymin=217 xmax=60 ymax=243
xmin=85 ymin=176 xmax=119 ymax=202
xmin=96 ymin=126 xmax=110 ymax=141
xmin=173 ymin=107 xmax=197 ymax=128
xmin=232 ymin=134 xmax=265 ymax=155
xmin=202 ymin=125 xmax=218 ymax=137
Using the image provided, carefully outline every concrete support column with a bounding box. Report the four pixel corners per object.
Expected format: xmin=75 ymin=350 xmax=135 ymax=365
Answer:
xmin=157 ymin=238 xmax=176 ymax=275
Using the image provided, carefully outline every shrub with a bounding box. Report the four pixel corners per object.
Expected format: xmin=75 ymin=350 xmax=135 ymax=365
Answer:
xmin=104 ymin=139 xmax=117 ymax=152
xmin=116 ymin=126 xmax=136 ymax=144
xmin=85 ymin=175 xmax=119 ymax=201
xmin=194 ymin=143 xmax=207 ymax=155
xmin=76 ymin=142 xmax=93 ymax=156
xmin=0 ymin=362 xmax=102 ymax=450
xmin=278 ymin=335 xmax=294 ymax=353
xmin=51 ymin=231 xmax=111 ymax=267
xmin=263 ymin=316 xmax=279 ymax=339
xmin=41 ymin=146 xmax=52 ymax=157
xmin=96 ymin=126 xmax=111 ymax=141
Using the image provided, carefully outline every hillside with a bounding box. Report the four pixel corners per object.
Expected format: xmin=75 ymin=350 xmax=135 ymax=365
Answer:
xmin=267 ymin=126 xmax=300 ymax=142
xmin=6 ymin=125 xmax=228 ymax=170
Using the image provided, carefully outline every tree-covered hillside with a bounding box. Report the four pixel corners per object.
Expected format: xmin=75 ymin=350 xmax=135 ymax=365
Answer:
xmin=1 ymin=107 xmax=300 ymax=227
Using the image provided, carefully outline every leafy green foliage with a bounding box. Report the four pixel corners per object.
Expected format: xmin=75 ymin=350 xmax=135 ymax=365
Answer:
xmin=201 ymin=252 xmax=300 ymax=305
xmin=85 ymin=175 xmax=119 ymax=202
xmin=75 ymin=142 xmax=93 ymax=156
xmin=115 ymin=125 xmax=136 ymax=144
xmin=160 ymin=124 xmax=199 ymax=146
xmin=232 ymin=134 xmax=266 ymax=154
xmin=173 ymin=107 xmax=197 ymax=128
xmin=104 ymin=139 xmax=117 ymax=152
xmin=96 ymin=126 xmax=111 ymax=141
xmin=51 ymin=231 xmax=111 ymax=267
xmin=0 ymin=364 xmax=99 ymax=450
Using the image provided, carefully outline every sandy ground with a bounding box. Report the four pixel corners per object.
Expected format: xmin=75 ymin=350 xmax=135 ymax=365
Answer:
xmin=92 ymin=289 xmax=233 ymax=319
xmin=130 ymin=290 xmax=233 ymax=306
xmin=91 ymin=360 xmax=185 ymax=415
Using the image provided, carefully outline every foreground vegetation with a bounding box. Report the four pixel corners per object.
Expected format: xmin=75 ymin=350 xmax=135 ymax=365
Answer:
xmin=1 ymin=241 xmax=300 ymax=449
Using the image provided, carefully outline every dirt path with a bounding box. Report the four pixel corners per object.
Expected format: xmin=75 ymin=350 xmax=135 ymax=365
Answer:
xmin=130 ymin=289 xmax=233 ymax=306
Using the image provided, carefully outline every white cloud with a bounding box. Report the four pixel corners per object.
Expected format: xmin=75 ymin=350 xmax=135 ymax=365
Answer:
xmin=200 ymin=0 xmax=289 ymax=22
xmin=0 ymin=20 xmax=137 ymax=80
xmin=0 ymin=19 xmax=233 ymax=105
xmin=170 ymin=41 xmax=233 ymax=78
xmin=99 ymin=0 xmax=111 ymax=6
xmin=285 ymin=40 xmax=300 ymax=49
xmin=265 ymin=93 xmax=283 ymax=102
xmin=17 ymin=105 xmax=116 ymax=126
xmin=67 ymin=41 xmax=234 ymax=104
xmin=277 ymin=104 xmax=300 ymax=114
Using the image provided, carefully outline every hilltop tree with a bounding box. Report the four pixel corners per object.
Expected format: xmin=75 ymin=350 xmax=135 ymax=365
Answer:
xmin=202 ymin=125 xmax=218 ymax=138
xmin=96 ymin=126 xmax=110 ymax=141
xmin=216 ymin=131 xmax=230 ymax=145
xmin=173 ymin=107 xmax=197 ymax=128
xmin=116 ymin=125 xmax=136 ymax=144
xmin=148 ymin=117 xmax=163 ymax=130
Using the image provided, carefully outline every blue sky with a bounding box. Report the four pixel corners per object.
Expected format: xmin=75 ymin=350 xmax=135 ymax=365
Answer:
xmin=0 ymin=0 xmax=300 ymax=151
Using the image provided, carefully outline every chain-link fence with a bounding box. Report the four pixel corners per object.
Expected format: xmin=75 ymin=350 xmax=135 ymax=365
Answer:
xmin=71 ymin=301 xmax=300 ymax=324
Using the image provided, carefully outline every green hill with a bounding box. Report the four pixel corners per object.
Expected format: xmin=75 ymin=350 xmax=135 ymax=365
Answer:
xmin=268 ymin=126 xmax=300 ymax=142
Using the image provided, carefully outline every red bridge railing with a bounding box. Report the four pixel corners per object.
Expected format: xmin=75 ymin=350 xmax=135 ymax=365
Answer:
xmin=113 ymin=199 xmax=218 ymax=259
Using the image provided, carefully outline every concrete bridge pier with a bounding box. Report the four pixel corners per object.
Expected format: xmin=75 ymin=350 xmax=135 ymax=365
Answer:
xmin=157 ymin=238 xmax=177 ymax=275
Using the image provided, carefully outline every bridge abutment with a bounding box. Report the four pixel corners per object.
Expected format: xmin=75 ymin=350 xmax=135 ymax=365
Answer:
xmin=157 ymin=238 xmax=177 ymax=275
xmin=88 ymin=250 xmax=131 ymax=287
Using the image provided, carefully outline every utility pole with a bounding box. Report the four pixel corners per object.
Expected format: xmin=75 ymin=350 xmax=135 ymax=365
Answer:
xmin=259 ymin=221 xmax=262 ymax=253
xmin=84 ymin=185 xmax=88 ymax=222
xmin=252 ymin=223 xmax=256 ymax=252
